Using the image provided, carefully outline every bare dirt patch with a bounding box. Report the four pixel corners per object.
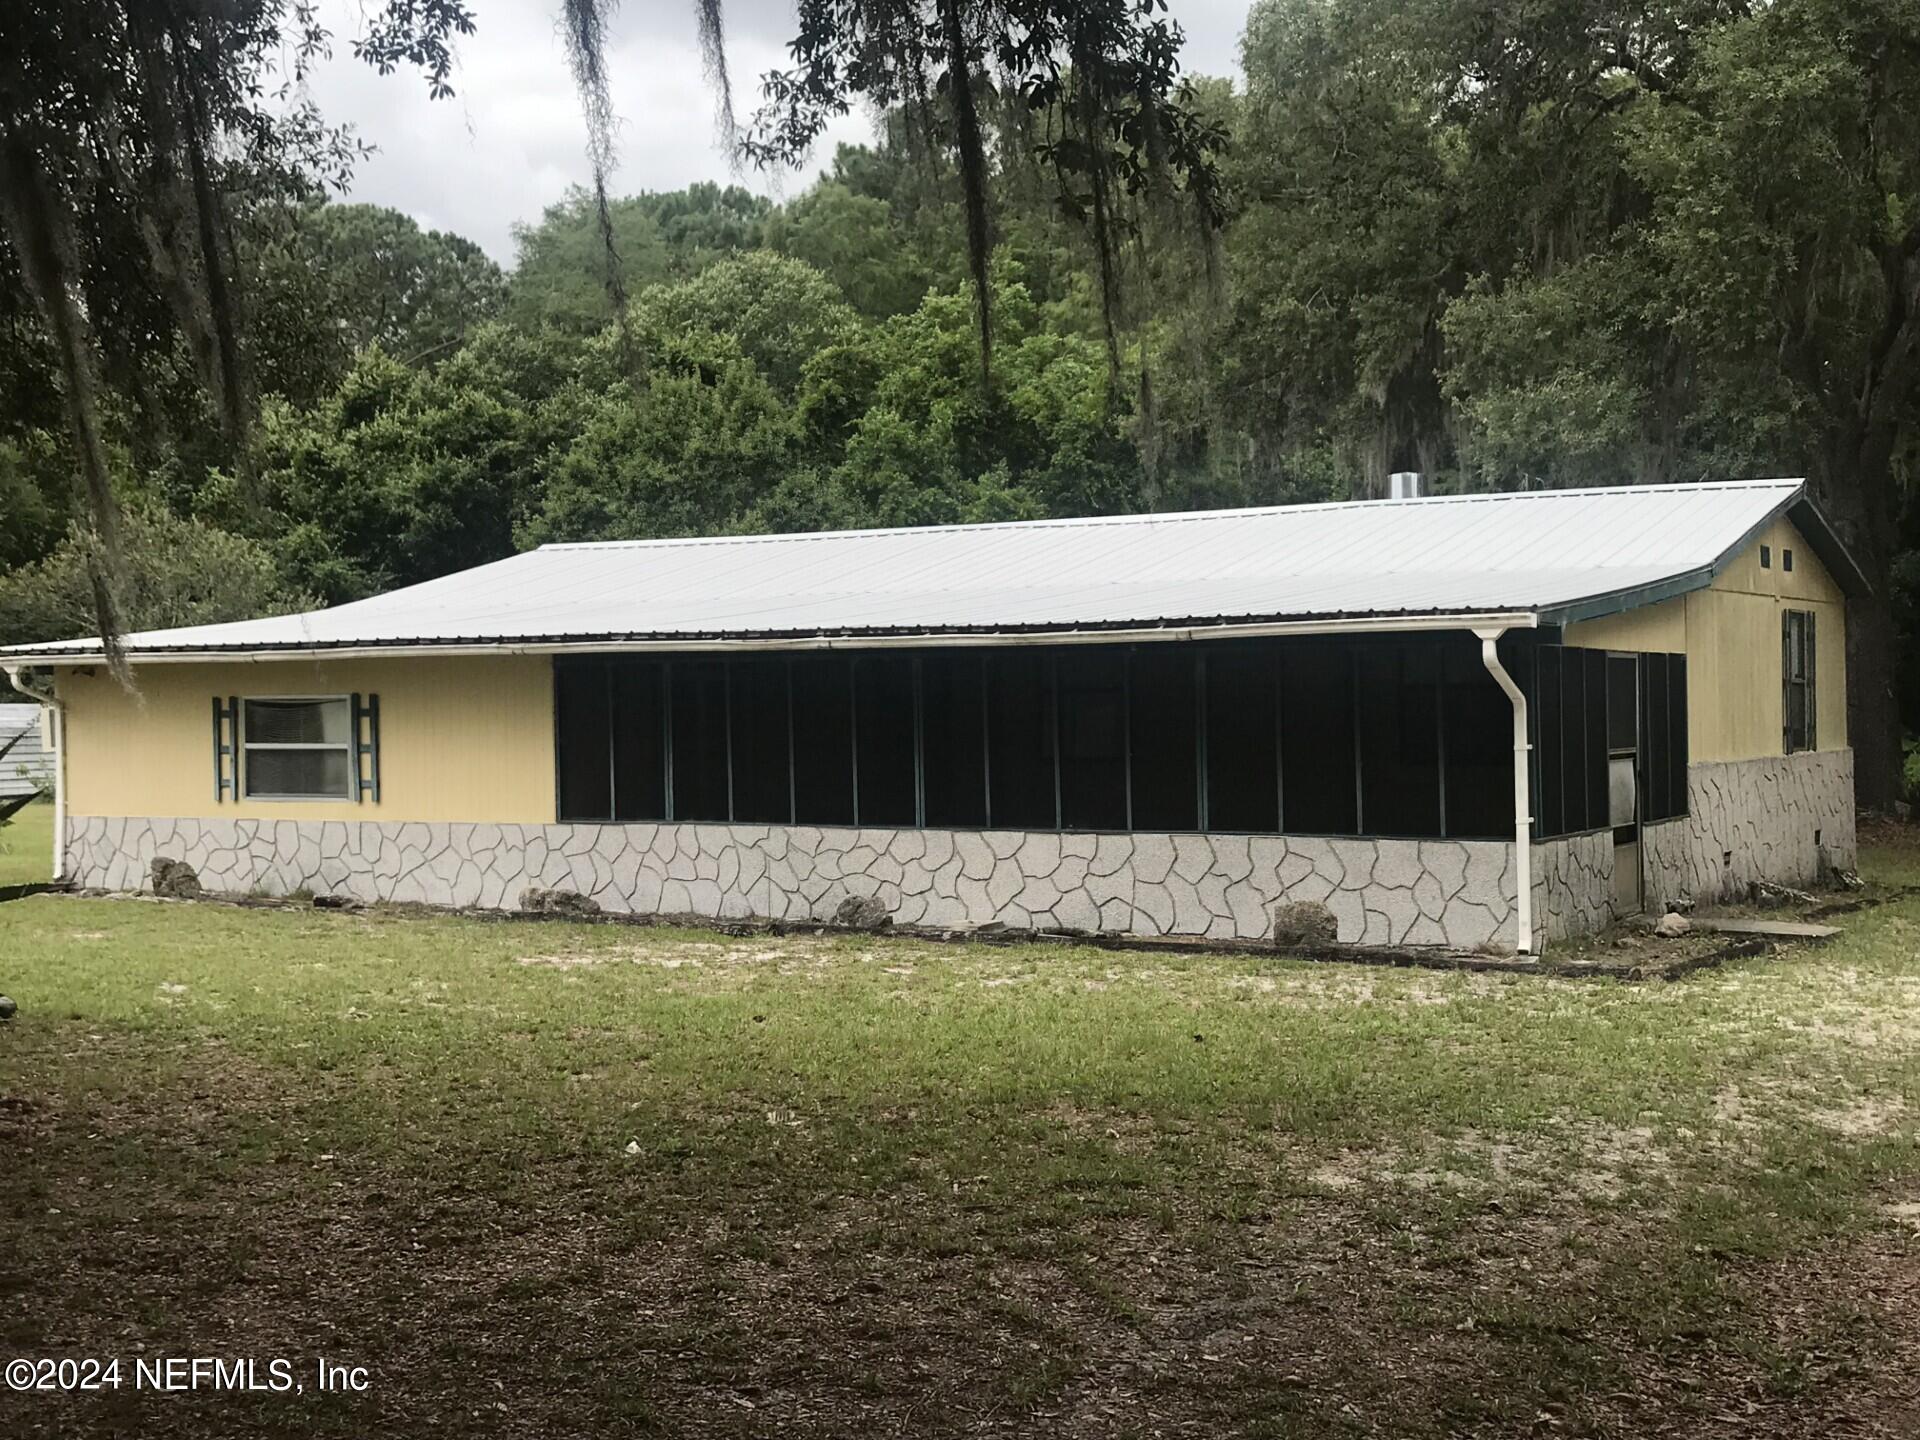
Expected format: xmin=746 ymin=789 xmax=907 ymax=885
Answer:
xmin=513 ymin=935 xmax=858 ymax=974
xmin=18 ymin=1076 xmax=1912 ymax=1440
xmin=1811 ymin=1095 xmax=1911 ymax=1137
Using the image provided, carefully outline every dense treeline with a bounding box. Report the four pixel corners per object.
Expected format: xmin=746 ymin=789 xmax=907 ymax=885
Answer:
xmin=2 ymin=0 xmax=1917 ymax=802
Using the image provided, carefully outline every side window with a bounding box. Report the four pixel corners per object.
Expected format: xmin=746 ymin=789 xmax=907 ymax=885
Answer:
xmin=243 ymin=698 xmax=354 ymax=799
xmin=1782 ymin=610 xmax=1816 ymax=754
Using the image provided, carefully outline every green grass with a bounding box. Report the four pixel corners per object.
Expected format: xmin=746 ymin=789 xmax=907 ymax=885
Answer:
xmin=0 ymin=798 xmax=51 ymax=887
xmin=3 ymin=844 xmax=1919 ymax=1436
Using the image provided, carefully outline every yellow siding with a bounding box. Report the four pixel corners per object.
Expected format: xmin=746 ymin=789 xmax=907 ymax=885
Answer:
xmin=1713 ymin=516 xmax=1845 ymax=606
xmin=59 ymin=656 xmax=557 ymax=823
xmin=1560 ymin=515 xmax=1848 ymax=763
xmin=1560 ymin=595 xmax=1687 ymax=654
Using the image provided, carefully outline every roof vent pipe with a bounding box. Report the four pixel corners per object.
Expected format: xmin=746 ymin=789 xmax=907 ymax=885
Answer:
xmin=1388 ymin=471 xmax=1424 ymax=500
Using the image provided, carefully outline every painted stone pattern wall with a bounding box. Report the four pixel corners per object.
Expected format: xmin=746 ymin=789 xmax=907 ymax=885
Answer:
xmin=65 ymin=817 xmax=1524 ymax=949
xmin=1530 ymin=750 xmax=1856 ymax=931
xmin=1644 ymin=750 xmax=1855 ymax=909
xmin=1530 ymin=830 xmax=1616 ymax=942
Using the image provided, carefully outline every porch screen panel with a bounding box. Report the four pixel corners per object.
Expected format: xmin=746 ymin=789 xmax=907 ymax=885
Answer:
xmin=1278 ymin=642 xmax=1357 ymax=835
xmin=671 ymin=661 xmax=731 ymax=821
xmin=1059 ymin=651 xmax=1128 ymax=831
xmin=986 ymin=652 xmax=1057 ymax=829
xmin=1667 ymin=658 xmax=1689 ymax=815
xmin=1559 ymin=648 xmax=1590 ymax=833
xmin=790 ymin=654 xmax=855 ymax=826
xmin=1440 ymin=641 xmax=1510 ymax=839
xmin=1533 ymin=646 xmax=1564 ymax=838
xmin=729 ymin=657 xmax=792 ymax=824
xmin=556 ymin=660 xmax=612 ymax=821
xmin=1583 ymin=649 xmax=1609 ymax=831
xmin=920 ymin=652 xmax=988 ymax=828
xmin=1638 ymin=653 xmax=1690 ymax=823
xmin=1205 ymin=647 xmax=1279 ymax=832
xmin=610 ymin=660 xmax=667 ymax=821
xmin=1127 ymin=649 xmax=1199 ymax=831
xmin=854 ymin=656 xmax=917 ymax=826
xmin=1357 ymin=644 xmax=1440 ymax=837
xmin=1646 ymin=655 xmax=1672 ymax=821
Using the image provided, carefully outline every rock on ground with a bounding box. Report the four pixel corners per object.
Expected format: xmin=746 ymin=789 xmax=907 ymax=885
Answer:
xmin=833 ymin=894 xmax=893 ymax=931
xmin=1272 ymin=901 xmax=1338 ymax=945
xmin=518 ymin=888 xmax=601 ymax=916
xmin=150 ymin=857 xmax=204 ymax=900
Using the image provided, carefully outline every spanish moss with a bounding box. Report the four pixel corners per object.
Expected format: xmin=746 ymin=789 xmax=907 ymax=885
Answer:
xmin=561 ymin=0 xmax=637 ymax=372
xmin=0 ymin=122 xmax=128 ymax=681
xmin=937 ymin=0 xmax=994 ymax=379
xmin=695 ymin=0 xmax=737 ymax=150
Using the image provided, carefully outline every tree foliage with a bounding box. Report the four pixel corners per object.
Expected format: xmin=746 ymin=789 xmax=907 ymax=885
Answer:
xmin=0 ymin=509 xmax=317 ymax=647
xmin=743 ymin=0 xmax=1227 ymax=379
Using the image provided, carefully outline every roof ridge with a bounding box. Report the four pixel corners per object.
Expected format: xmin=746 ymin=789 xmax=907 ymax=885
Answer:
xmin=537 ymin=477 xmax=1805 ymax=552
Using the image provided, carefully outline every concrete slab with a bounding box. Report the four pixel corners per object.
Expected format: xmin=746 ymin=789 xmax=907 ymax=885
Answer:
xmin=1689 ymin=917 xmax=1841 ymax=941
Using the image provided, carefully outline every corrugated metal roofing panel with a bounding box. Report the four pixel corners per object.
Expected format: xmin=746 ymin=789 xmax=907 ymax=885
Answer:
xmin=0 ymin=478 xmax=1819 ymax=660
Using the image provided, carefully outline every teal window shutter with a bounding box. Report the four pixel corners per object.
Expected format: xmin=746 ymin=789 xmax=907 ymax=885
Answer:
xmin=212 ymin=696 xmax=238 ymax=801
xmin=352 ymin=693 xmax=381 ymax=803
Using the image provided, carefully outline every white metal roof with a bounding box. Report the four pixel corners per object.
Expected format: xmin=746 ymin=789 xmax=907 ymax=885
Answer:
xmin=0 ymin=478 xmax=1862 ymax=663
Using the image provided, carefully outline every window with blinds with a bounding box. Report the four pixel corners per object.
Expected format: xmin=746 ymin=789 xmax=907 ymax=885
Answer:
xmin=243 ymin=698 xmax=353 ymax=800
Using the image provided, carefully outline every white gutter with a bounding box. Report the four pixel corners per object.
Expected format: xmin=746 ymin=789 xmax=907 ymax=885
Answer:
xmin=1473 ymin=629 xmax=1533 ymax=954
xmin=3 ymin=664 xmax=64 ymax=885
xmin=0 ymin=611 xmax=1540 ymax=667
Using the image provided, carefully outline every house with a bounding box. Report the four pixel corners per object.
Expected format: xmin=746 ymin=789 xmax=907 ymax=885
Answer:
xmin=0 ymin=478 xmax=1865 ymax=952
xmin=0 ymin=703 xmax=49 ymax=801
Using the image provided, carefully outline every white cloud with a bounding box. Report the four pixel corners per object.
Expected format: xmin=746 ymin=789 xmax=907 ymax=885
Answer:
xmin=292 ymin=0 xmax=1251 ymax=265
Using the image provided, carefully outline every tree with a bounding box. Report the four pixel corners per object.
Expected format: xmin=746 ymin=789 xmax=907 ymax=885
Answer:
xmin=637 ymin=251 xmax=862 ymax=395
xmin=223 ymin=326 xmax=595 ymax=603
xmin=749 ymin=259 xmax=1139 ymax=531
xmin=0 ymin=0 xmax=470 ymax=667
xmin=1228 ymin=0 xmax=1920 ymax=803
xmin=743 ymin=0 xmax=1226 ymax=380
xmin=275 ymin=203 xmax=502 ymax=360
xmin=527 ymin=334 xmax=800 ymax=544
xmin=508 ymin=190 xmax=680 ymax=333
xmin=1224 ymin=0 xmax=1473 ymax=490
xmin=0 ymin=436 xmax=68 ymax=571
xmin=2 ymin=0 xmax=1222 ymax=666
xmin=0 ymin=509 xmax=316 ymax=647
xmin=767 ymin=180 xmax=931 ymax=318
xmin=1439 ymin=0 xmax=1920 ymax=805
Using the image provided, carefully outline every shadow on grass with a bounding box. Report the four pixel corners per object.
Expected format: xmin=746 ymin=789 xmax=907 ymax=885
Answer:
xmin=0 ymin=881 xmax=60 ymax=904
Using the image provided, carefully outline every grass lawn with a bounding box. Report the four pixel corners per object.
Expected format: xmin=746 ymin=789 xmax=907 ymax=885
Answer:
xmin=3 ymin=842 xmax=1918 ymax=1436
xmin=0 ymin=799 xmax=52 ymax=888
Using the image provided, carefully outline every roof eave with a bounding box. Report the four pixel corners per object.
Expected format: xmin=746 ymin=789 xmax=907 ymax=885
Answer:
xmin=1539 ymin=481 xmax=1873 ymax=626
xmin=1537 ymin=568 xmax=1717 ymax=627
xmin=1786 ymin=492 xmax=1873 ymax=597
xmin=0 ymin=609 xmax=1544 ymax=667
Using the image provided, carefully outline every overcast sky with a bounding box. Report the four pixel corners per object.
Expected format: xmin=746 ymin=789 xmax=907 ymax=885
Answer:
xmin=291 ymin=0 xmax=1253 ymax=265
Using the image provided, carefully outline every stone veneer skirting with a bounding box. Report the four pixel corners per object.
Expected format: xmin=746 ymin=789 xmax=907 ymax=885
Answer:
xmin=1645 ymin=749 xmax=1855 ymax=909
xmin=1530 ymin=830 xmax=1617 ymax=943
xmin=1531 ymin=749 xmax=1856 ymax=933
xmin=64 ymin=817 xmax=1525 ymax=949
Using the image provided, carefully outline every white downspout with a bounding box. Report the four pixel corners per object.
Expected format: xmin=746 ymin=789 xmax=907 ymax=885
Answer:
xmin=4 ymin=664 xmax=65 ymax=884
xmin=1473 ymin=630 xmax=1533 ymax=955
